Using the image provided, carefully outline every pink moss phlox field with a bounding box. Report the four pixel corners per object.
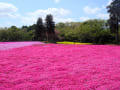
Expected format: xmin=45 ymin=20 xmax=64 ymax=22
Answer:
xmin=0 ymin=43 xmax=120 ymax=89
xmin=0 ymin=42 xmax=44 ymax=50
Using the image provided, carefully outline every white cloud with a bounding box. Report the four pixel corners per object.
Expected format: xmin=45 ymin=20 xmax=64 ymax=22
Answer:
xmin=0 ymin=2 xmax=17 ymax=12
xmin=21 ymin=8 xmax=72 ymax=25
xmin=21 ymin=17 xmax=36 ymax=25
xmin=102 ymin=0 xmax=113 ymax=9
xmin=80 ymin=17 xmax=90 ymax=21
xmin=28 ymin=8 xmax=70 ymax=18
xmin=107 ymin=0 xmax=112 ymax=6
xmin=0 ymin=2 xmax=18 ymax=18
xmin=54 ymin=0 xmax=60 ymax=3
xmin=84 ymin=6 xmax=101 ymax=14
xmin=55 ymin=18 xmax=75 ymax=23
xmin=21 ymin=17 xmax=75 ymax=25
xmin=97 ymin=13 xmax=109 ymax=19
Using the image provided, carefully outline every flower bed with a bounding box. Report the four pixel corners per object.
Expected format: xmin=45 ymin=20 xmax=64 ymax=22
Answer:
xmin=0 ymin=41 xmax=44 ymax=50
xmin=56 ymin=41 xmax=92 ymax=45
xmin=0 ymin=43 xmax=120 ymax=89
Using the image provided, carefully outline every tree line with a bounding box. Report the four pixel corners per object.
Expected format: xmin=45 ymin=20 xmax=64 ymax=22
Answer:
xmin=56 ymin=20 xmax=116 ymax=44
xmin=0 ymin=19 xmax=118 ymax=44
xmin=0 ymin=14 xmax=58 ymax=42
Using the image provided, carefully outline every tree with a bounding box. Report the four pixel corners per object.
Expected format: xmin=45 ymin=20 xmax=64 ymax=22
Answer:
xmin=45 ymin=14 xmax=55 ymax=41
xmin=0 ymin=30 xmax=8 ymax=41
xmin=35 ymin=17 xmax=44 ymax=41
xmin=56 ymin=20 xmax=114 ymax=44
xmin=107 ymin=0 xmax=120 ymax=44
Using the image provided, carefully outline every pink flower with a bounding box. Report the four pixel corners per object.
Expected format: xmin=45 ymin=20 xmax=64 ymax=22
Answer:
xmin=0 ymin=42 xmax=120 ymax=89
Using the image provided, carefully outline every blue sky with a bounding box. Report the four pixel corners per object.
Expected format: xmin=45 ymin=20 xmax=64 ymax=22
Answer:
xmin=0 ymin=0 xmax=112 ymax=27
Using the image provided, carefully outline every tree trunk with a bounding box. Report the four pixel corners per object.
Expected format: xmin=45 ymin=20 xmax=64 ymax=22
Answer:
xmin=46 ymin=32 xmax=48 ymax=42
xmin=116 ymin=30 xmax=119 ymax=44
xmin=116 ymin=22 xmax=119 ymax=44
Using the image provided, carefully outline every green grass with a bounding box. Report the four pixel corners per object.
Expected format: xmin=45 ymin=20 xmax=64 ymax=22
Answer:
xmin=56 ymin=41 xmax=92 ymax=45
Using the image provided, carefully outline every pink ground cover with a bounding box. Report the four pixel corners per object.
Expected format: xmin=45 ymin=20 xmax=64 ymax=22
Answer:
xmin=0 ymin=41 xmax=44 ymax=50
xmin=0 ymin=43 xmax=120 ymax=90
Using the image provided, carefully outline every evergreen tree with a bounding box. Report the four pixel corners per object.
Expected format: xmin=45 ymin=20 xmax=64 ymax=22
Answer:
xmin=45 ymin=14 xmax=55 ymax=33
xmin=107 ymin=0 xmax=120 ymax=44
xmin=45 ymin=14 xmax=55 ymax=41
xmin=35 ymin=17 xmax=44 ymax=41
